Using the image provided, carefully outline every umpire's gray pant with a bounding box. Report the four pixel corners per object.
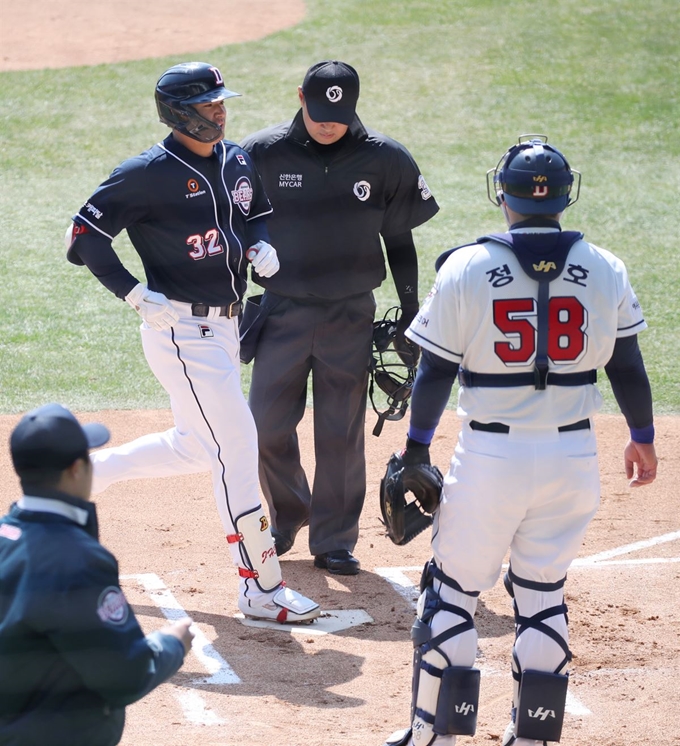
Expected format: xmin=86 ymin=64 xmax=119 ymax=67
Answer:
xmin=248 ymin=292 xmax=375 ymax=556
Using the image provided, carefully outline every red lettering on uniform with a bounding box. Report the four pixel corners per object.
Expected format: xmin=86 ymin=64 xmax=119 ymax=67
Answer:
xmin=493 ymin=296 xmax=588 ymax=365
xmin=261 ymin=547 xmax=276 ymax=563
xmin=186 ymin=229 xmax=224 ymax=260
xmin=548 ymin=296 xmax=588 ymax=362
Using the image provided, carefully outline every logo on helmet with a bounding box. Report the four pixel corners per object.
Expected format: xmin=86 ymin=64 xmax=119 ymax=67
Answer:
xmin=209 ymin=66 xmax=224 ymax=85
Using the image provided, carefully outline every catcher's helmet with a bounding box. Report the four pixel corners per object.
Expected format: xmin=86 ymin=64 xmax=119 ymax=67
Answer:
xmin=155 ymin=62 xmax=240 ymax=143
xmin=486 ymin=134 xmax=581 ymax=215
xmin=369 ymin=307 xmax=418 ymax=437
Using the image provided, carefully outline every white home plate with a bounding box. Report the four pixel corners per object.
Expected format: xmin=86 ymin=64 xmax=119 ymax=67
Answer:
xmin=235 ymin=609 xmax=373 ymax=635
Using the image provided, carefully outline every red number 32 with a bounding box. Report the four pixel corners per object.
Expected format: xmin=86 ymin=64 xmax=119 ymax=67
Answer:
xmin=493 ymin=296 xmax=587 ymax=366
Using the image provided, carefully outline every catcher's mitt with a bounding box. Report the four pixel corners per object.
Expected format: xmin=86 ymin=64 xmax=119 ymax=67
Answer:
xmin=380 ymin=452 xmax=443 ymax=545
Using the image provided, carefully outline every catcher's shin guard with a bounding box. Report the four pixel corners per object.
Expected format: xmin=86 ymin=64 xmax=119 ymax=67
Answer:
xmin=409 ymin=560 xmax=480 ymax=739
xmin=515 ymin=669 xmax=569 ymax=742
xmin=226 ymin=505 xmax=282 ymax=593
xmin=506 ymin=567 xmax=571 ymax=743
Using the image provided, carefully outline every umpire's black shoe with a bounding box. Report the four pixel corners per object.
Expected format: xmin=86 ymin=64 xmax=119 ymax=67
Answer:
xmin=272 ymin=528 xmax=297 ymax=557
xmin=313 ymin=550 xmax=361 ymax=576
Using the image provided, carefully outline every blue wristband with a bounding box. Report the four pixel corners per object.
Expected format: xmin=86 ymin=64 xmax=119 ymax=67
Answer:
xmin=408 ymin=425 xmax=435 ymax=445
xmin=630 ymin=424 xmax=654 ymax=444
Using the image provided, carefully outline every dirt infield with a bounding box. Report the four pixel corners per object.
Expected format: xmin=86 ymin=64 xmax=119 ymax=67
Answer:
xmin=0 ymin=0 xmax=305 ymax=71
xmin=1 ymin=410 xmax=678 ymax=745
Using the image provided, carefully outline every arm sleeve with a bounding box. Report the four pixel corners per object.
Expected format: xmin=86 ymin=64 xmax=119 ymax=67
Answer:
xmin=67 ymin=157 xmax=150 ymax=299
xmin=384 ymin=231 xmax=419 ymax=311
xmin=44 ymin=543 xmax=186 ymax=707
xmin=604 ymin=334 xmax=654 ymax=441
xmin=245 ymin=215 xmax=272 ymax=247
xmin=408 ymin=348 xmax=459 ymax=444
xmin=67 ymin=227 xmax=139 ymax=299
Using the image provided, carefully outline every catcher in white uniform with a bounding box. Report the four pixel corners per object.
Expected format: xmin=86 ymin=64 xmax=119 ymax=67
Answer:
xmin=383 ymin=136 xmax=658 ymax=746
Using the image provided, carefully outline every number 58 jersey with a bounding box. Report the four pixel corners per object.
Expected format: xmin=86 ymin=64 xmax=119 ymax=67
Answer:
xmin=406 ymin=229 xmax=647 ymax=428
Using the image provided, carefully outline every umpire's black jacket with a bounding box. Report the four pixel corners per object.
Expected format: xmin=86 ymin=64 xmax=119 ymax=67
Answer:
xmin=0 ymin=489 xmax=185 ymax=746
xmin=241 ymin=110 xmax=439 ymax=301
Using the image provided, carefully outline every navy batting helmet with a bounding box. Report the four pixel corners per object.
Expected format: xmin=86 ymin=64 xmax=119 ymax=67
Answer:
xmin=486 ymin=135 xmax=581 ymax=215
xmin=155 ymin=62 xmax=240 ymax=143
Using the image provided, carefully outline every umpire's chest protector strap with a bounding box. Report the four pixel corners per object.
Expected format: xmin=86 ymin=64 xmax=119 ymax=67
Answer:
xmin=461 ymin=230 xmax=595 ymax=390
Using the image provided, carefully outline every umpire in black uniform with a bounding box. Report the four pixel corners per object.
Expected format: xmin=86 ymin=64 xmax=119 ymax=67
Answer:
xmin=0 ymin=404 xmax=194 ymax=745
xmin=240 ymin=60 xmax=439 ymax=574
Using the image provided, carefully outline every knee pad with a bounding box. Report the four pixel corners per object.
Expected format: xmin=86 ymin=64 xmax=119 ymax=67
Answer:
xmin=227 ymin=505 xmax=282 ymax=593
xmin=515 ymin=669 xmax=569 ymax=742
xmin=409 ymin=560 xmax=481 ymax=738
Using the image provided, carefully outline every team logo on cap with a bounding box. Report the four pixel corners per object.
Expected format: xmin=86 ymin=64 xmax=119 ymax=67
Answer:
xmin=231 ymin=176 xmax=253 ymax=215
xmin=326 ymin=85 xmax=343 ymax=102
xmin=353 ymin=180 xmax=371 ymax=201
xmin=96 ymin=587 xmax=129 ymax=625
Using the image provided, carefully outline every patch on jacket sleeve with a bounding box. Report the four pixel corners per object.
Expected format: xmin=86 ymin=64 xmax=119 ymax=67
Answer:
xmin=0 ymin=524 xmax=22 ymax=541
xmin=97 ymin=586 xmax=130 ymax=625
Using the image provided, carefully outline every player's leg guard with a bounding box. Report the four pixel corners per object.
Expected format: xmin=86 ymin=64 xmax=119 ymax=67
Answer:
xmin=229 ymin=505 xmax=320 ymax=623
xmin=408 ymin=559 xmax=481 ymax=742
xmin=227 ymin=505 xmax=281 ymax=593
xmin=504 ymin=566 xmax=571 ymax=744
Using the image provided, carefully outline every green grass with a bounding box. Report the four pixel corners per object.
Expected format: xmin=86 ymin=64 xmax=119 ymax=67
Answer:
xmin=1 ymin=0 xmax=678 ymax=414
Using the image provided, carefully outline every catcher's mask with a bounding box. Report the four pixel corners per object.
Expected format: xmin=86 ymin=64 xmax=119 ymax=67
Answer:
xmin=369 ymin=307 xmax=417 ymax=437
xmin=155 ymin=62 xmax=241 ymax=143
xmin=486 ymin=134 xmax=581 ymax=215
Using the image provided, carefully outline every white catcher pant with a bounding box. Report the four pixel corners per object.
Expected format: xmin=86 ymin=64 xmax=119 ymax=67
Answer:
xmin=92 ymin=304 xmax=260 ymax=538
xmin=433 ymin=421 xmax=600 ymax=591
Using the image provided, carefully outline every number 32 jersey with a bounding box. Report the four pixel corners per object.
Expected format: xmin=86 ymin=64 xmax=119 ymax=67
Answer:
xmin=73 ymin=135 xmax=272 ymax=306
xmin=406 ymin=227 xmax=647 ymax=428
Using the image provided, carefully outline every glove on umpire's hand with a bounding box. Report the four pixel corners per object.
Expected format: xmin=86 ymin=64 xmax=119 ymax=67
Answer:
xmin=247 ymin=240 xmax=280 ymax=278
xmin=125 ymin=282 xmax=179 ymax=331
xmin=395 ymin=306 xmax=421 ymax=367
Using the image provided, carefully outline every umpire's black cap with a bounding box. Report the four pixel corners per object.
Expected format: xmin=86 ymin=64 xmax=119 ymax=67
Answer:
xmin=10 ymin=403 xmax=110 ymax=473
xmin=301 ymin=60 xmax=360 ymax=125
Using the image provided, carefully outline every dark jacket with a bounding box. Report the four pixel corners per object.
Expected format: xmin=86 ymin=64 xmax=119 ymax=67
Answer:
xmin=241 ymin=111 xmax=439 ymax=301
xmin=0 ymin=489 xmax=185 ymax=746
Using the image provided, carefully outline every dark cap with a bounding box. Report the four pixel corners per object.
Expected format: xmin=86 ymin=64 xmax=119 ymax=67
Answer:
xmin=10 ymin=403 xmax=110 ymax=473
xmin=301 ymin=60 xmax=360 ymax=125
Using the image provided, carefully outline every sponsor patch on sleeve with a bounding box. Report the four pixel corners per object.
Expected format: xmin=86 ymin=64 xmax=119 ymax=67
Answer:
xmin=97 ymin=586 xmax=130 ymax=625
xmin=0 ymin=523 xmax=22 ymax=541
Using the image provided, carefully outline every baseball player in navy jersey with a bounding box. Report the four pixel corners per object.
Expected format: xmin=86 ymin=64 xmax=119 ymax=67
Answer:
xmin=65 ymin=62 xmax=319 ymax=624
xmin=383 ymin=136 xmax=657 ymax=746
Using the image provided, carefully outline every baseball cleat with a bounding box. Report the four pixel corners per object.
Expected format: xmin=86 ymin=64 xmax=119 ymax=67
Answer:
xmin=238 ymin=585 xmax=320 ymax=624
xmin=381 ymin=728 xmax=412 ymax=746
xmin=502 ymin=721 xmax=548 ymax=746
